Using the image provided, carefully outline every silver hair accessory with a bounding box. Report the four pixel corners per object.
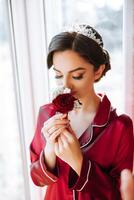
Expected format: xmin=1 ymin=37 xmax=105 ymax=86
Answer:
xmin=64 ymin=24 xmax=103 ymax=48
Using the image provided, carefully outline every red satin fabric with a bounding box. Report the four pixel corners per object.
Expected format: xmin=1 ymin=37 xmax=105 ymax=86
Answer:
xmin=30 ymin=95 xmax=134 ymax=200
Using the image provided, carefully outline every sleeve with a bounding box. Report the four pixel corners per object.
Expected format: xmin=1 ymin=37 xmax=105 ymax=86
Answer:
xmin=30 ymin=107 xmax=59 ymax=187
xmin=68 ymin=115 xmax=134 ymax=192
xmin=110 ymin=115 xmax=134 ymax=176
xmin=68 ymin=154 xmax=114 ymax=192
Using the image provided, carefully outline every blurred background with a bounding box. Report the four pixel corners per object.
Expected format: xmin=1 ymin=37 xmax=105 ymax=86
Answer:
xmin=0 ymin=0 xmax=133 ymax=199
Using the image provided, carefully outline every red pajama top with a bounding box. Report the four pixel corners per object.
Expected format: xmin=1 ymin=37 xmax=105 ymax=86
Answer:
xmin=30 ymin=94 xmax=134 ymax=200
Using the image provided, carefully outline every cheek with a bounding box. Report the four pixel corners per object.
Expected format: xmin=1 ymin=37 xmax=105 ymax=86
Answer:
xmin=76 ymin=78 xmax=94 ymax=90
xmin=73 ymin=82 xmax=88 ymax=95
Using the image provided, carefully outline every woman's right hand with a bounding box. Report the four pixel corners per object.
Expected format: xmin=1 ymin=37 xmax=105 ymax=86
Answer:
xmin=41 ymin=113 xmax=70 ymax=171
xmin=41 ymin=113 xmax=69 ymax=150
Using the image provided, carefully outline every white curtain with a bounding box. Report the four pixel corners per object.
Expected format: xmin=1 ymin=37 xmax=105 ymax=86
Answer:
xmin=7 ymin=0 xmax=49 ymax=199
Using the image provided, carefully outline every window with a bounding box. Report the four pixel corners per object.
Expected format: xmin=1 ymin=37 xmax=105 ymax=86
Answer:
xmin=1 ymin=1 xmax=133 ymax=200
xmin=0 ymin=0 xmax=49 ymax=199
xmin=0 ymin=0 xmax=25 ymax=199
xmin=45 ymin=0 xmax=124 ymax=114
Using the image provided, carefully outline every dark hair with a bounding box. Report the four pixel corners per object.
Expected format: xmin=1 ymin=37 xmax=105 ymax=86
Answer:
xmin=47 ymin=26 xmax=111 ymax=82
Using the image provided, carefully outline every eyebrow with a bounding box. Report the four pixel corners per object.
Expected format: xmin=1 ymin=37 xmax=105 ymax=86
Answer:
xmin=53 ymin=67 xmax=86 ymax=73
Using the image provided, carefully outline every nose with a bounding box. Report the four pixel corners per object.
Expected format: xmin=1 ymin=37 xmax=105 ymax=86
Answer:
xmin=62 ymin=76 xmax=72 ymax=89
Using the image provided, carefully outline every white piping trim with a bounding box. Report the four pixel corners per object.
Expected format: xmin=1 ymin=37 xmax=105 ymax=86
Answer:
xmin=92 ymin=105 xmax=112 ymax=128
xmin=80 ymin=105 xmax=112 ymax=149
xmin=73 ymin=99 xmax=113 ymax=195
xmin=76 ymin=161 xmax=91 ymax=191
xmin=80 ymin=125 xmax=93 ymax=148
xmin=73 ymin=190 xmax=76 ymax=200
xmin=39 ymin=150 xmax=57 ymax=182
xmin=87 ymin=128 xmax=108 ymax=150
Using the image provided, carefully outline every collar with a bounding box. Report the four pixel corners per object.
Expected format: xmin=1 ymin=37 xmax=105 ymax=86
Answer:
xmin=92 ymin=94 xmax=112 ymax=127
xmin=42 ymin=94 xmax=112 ymax=127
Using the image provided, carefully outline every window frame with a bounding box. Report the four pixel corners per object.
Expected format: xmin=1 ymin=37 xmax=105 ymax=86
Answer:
xmin=5 ymin=0 xmax=134 ymax=199
xmin=7 ymin=0 xmax=49 ymax=199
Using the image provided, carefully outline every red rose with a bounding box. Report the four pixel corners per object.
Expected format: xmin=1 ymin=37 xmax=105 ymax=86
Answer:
xmin=52 ymin=93 xmax=77 ymax=113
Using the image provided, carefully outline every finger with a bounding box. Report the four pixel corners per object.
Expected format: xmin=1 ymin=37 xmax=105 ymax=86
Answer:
xmin=43 ymin=113 xmax=66 ymax=125
xmin=63 ymin=129 xmax=74 ymax=142
xmin=54 ymin=142 xmax=59 ymax=155
xmin=57 ymin=137 xmax=63 ymax=153
xmin=44 ymin=117 xmax=70 ymax=128
xmin=55 ymin=113 xmax=67 ymax=120
xmin=42 ymin=118 xmax=69 ymax=134
xmin=49 ymin=126 xmax=66 ymax=141
xmin=42 ymin=125 xmax=66 ymax=140
xmin=53 ymin=118 xmax=70 ymax=125
xmin=44 ymin=123 xmax=70 ymax=141
xmin=60 ymin=133 xmax=69 ymax=148
xmin=41 ymin=127 xmax=49 ymax=139
xmin=48 ymin=123 xmax=69 ymax=135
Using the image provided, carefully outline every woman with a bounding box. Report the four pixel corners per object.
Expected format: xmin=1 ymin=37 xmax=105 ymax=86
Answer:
xmin=30 ymin=25 xmax=134 ymax=199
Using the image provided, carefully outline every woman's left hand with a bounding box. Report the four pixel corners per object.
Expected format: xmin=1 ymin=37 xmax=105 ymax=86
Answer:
xmin=54 ymin=127 xmax=83 ymax=176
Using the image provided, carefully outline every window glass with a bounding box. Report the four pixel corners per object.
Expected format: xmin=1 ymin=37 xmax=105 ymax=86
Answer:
xmin=47 ymin=0 xmax=124 ymax=113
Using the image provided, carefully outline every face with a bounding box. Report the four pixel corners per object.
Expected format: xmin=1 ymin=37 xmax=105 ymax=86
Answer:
xmin=52 ymin=50 xmax=101 ymax=100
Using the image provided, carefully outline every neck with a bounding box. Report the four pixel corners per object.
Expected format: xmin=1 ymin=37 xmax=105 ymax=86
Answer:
xmin=78 ymin=92 xmax=101 ymax=114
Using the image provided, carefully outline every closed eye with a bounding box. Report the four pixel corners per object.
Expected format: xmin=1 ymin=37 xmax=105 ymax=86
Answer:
xmin=55 ymin=75 xmax=83 ymax=80
xmin=73 ymin=75 xmax=83 ymax=80
xmin=55 ymin=75 xmax=63 ymax=79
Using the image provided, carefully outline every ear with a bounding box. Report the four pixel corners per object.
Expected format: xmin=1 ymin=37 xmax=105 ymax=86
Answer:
xmin=94 ymin=64 xmax=105 ymax=81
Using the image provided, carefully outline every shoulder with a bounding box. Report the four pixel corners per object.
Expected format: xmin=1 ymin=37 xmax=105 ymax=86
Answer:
xmin=40 ymin=102 xmax=55 ymax=112
xmin=37 ymin=103 xmax=56 ymax=121
xmin=111 ymin=114 xmax=133 ymax=139
xmin=108 ymin=114 xmax=134 ymax=147
xmin=115 ymin=114 xmax=133 ymax=128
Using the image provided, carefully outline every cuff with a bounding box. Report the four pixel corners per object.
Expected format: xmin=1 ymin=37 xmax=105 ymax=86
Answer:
xmin=30 ymin=143 xmax=38 ymax=162
xmin=68 ymin=154 xmax=91 ymax=191
xmin=39 ymin=150 xmax=58 ymax=182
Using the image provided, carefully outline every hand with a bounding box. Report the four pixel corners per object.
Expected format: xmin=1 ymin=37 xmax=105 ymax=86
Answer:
xmin=54 ymin=128 xmax=83 ymax=175
xmin=41 ymin=113 xmax=69 ymax=150
xmin=41 ymin=113 xmax=70 ymax=170
xmin=120 ymin=169 xmax=134 ymax=200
